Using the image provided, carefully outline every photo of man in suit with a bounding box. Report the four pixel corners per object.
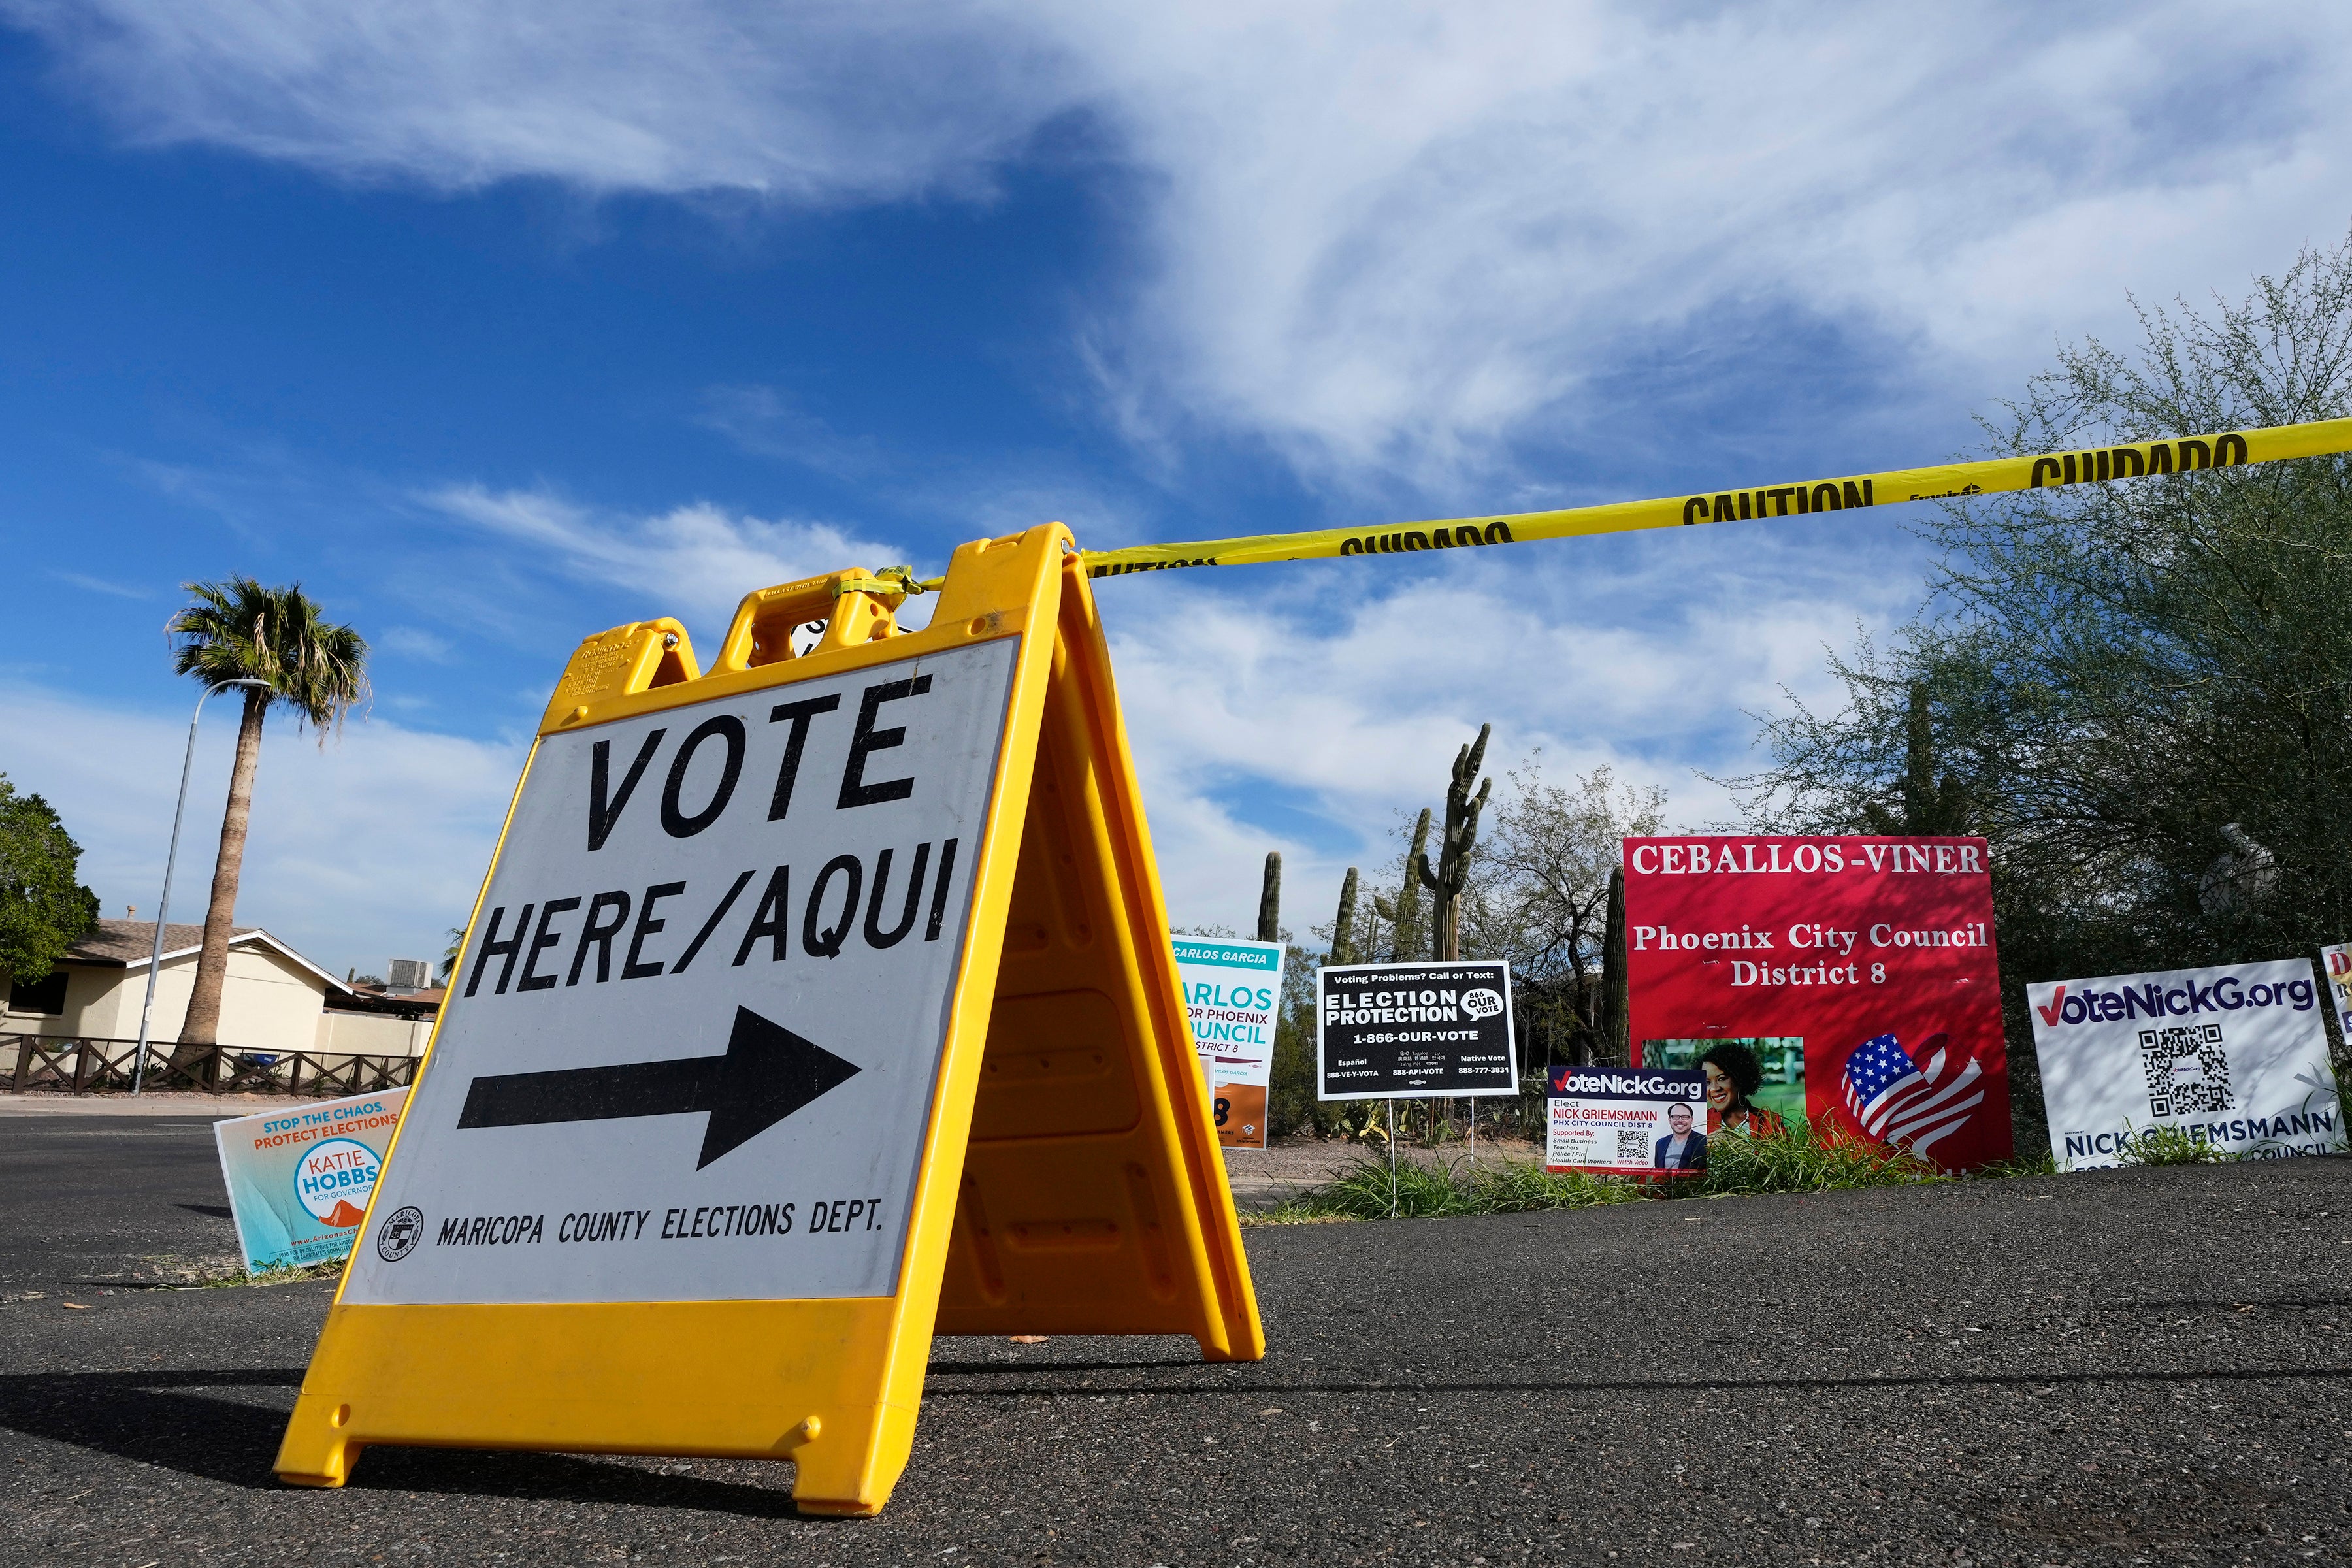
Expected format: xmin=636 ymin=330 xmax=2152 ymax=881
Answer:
xmin=1654 ymin=1100 xmax=1707 ymax=1169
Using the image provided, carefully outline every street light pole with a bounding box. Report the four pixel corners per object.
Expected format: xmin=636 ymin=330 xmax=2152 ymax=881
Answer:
xmin=132 ymin=678 xmax=270 ymax=1096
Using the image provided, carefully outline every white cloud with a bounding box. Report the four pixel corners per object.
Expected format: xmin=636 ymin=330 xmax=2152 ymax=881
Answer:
xmin=15 ymin=1 xmax=2348 ymax=485
xmin=0 ymin=684 xmax=521 ymax=979
xmin=423 ymin=484 xmax=907 ymax=638
xmin=52 ymin=570 xmax=153 ymax=599
xmin=696 ymin=385 xmax=882 ymax=479
xmin=1070 ymin=0 xmax=2351 ymax=485
xmin=3 ymin=0 xmax=1079 ymax=201
xmin=1098 ymin=523 xmax=1917 ymax=930
xmin=0 ymin=519 xmax=1912 ymax=967
xmin=378 ymin=626 xmax=457 ymax=664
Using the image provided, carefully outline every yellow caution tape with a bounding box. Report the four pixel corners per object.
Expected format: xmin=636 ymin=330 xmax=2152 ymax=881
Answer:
xmin=911 ymin=417 xmax=2352 ymax=590
xmin=833 ymin=566 xmax=920 ymax=600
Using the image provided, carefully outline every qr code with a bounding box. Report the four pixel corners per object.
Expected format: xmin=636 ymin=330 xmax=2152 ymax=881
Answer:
xmin=2138 ymin=1023 xmax=2230 ymax=1117
xmin=1614 ymin=1130 xmax=1649 ymax=1162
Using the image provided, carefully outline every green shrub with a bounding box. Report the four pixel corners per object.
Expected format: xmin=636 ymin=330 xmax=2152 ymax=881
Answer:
xmin=1249 ymin=1123 xmax=1959 ymax=1225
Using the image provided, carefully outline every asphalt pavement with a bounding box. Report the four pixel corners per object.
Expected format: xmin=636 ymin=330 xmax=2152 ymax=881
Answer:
xmin=0 ymin=1113 xmax=246 ymax=1299
xmin=5 ymin=1110 xmax=2352 ymax=1566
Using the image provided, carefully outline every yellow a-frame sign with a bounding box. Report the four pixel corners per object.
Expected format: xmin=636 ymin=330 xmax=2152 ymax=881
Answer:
xmin=274 ymin=523 xmax=1264 ymax=1515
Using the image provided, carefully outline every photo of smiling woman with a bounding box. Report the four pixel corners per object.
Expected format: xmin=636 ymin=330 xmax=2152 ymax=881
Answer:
xmin=1698 ymin=1042 xmax=1789 ymax=1137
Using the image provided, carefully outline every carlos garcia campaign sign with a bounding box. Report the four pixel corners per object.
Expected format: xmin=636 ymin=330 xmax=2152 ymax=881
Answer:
xmin=1622 ymin=836 xmax=2011 ymax=1168
xmin=1171 ymin=936 xmax=1284 ymax=1150
xmin=2030 ymin=958 xmax=2346 ymax=1169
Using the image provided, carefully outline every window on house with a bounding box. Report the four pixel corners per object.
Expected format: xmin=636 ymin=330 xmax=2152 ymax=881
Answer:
xmin=8 ymin=971 xmax=69 ymax=1016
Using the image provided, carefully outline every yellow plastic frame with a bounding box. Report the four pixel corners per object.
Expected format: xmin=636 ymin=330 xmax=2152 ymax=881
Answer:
xmin=272 ymin=524 xmax=1264 ymax=1514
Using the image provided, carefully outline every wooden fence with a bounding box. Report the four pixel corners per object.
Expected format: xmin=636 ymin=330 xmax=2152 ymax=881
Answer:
xmin=1 ymin=1034 xmax=417 ymax=1098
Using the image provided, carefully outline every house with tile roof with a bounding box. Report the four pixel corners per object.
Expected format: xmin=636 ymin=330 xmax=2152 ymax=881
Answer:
xmin=0 ymin=919 xmax=414 ymax=1056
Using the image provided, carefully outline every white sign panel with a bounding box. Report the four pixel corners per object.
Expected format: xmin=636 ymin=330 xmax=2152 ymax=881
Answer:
xmin=2029 ymin=958 xmax=2347 ymax=1169
xmin=344 ymin=640 xmax=1018 ymax=1306
xmin=1316 ymin=960 xmax=1518 ymax=1099
xmin=1171 ymin=936 xmax=1284 ymax=1150
xmin=214 ymin=1089 xmax=408 ymax=1274
xmin=1543 ymin=1066 xmax=1707 ymax=1174
xmin=1173 ymin=936 xmax=1282 ymax=1086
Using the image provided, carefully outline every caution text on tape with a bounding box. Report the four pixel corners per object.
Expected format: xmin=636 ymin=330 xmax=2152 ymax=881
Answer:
xmin=1015 ymin=417 xmax=2352 ymax=585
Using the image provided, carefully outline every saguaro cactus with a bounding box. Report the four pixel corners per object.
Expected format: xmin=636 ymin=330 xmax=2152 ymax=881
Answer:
xmin=1331 ymin=868 xmax=1359 ymax=964
xmin=1257 ymin=852 xmax=1282 ymax=943
xmin=1415 ymin=724 xmax=1492 ymax=962
xmin=1373 ymin=809 xmax=1433 ymax=961
xmin=1599 ymin=863 xmax=1628 ymax=1064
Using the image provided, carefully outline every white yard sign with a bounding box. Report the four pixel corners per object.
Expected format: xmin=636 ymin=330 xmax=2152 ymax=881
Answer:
xmin=344 ymin=641 xmax=1017 ymax=1305
xmin=2030 ymin=958 xmax=2347 ymax=1169
xmin=1171 ymin=936 xmax=1283 ymax=1149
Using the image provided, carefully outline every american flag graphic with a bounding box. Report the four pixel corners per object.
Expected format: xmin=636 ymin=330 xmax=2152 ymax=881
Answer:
xmin=1842 ymin=1032 xmax=1985 ymax=1157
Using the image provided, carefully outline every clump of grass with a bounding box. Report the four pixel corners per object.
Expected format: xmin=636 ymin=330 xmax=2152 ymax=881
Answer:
xmin=1977 ymin=1147 xmax=2060 ymax=1178
xmin=1246 ymin=1152 xmax=1640 ymax=1224
xmin=1249 ymin=1123 xmax=1959 ymax=1225
xmin=204 ymin=1258 xmax=348 ymax=1288
xmin=2115 ymin=1125 xmax=2230 ymax=1166
xmin=1695 ymin=1122 xmax=1944 ymax=1196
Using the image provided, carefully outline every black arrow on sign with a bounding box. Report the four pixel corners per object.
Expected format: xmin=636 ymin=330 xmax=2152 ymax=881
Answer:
xmin=457 ymin=1006 xmax=861 ymax=1169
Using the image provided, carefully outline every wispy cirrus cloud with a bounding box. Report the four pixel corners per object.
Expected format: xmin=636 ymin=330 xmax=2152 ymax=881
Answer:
xmin=423 ymin=483 xmax=906 ymax=633
xmin=52 ymin=569 xmax=152 ymax=598
xmin=1095 ymin=515 xmax=1921 ymax=926
xmin=2 ymin=0 xmax=1080 ymax=201
xmin=695 ymin=385 xmax=883 ymax=480
xmin=15 ymin=1 xmax=2346 ymax=491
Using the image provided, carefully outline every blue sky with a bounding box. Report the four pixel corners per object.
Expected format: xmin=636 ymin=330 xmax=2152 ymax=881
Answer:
xmin=1 ymin=3 xmax=2345 ymax=978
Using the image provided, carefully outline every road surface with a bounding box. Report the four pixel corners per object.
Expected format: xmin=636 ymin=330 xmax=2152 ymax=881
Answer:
xmin=3 ymin=1107 xmax=2348 ymax=1564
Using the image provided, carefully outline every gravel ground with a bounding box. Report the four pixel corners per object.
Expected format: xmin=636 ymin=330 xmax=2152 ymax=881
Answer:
xmin=4 ymin=1115 xmax=2351 ymax=1565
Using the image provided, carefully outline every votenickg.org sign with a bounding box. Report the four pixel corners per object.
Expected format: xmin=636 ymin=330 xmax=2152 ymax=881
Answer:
xmin=2030 ymin=958 xmax=2347 ymax=1168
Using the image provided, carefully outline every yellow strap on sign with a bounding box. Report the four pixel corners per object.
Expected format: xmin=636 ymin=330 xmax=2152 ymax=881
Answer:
xmin=909 ymin=417 xmax=2352 ymax=589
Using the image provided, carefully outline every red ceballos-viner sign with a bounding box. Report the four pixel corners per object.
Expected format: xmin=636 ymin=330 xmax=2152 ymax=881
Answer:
xmin=1622 ymin=836 xmax=2012 ymax=1170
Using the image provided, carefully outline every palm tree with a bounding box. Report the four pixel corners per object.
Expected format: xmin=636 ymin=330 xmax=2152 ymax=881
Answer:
xmin=169 ymin=578 xmax=368 ymax=1060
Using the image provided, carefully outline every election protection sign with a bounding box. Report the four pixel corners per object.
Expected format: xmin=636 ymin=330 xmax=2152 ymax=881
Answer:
xmin=214 ymin=1090 xmax=408 ymax=1275
xmin=2031 ymin=958 xmax=2347 ymax=1169
xmin=1544 ymin=1066 xmax=1706 ymax=1175
xmin=276 ymin=530 xmax=1265 ymax=1517
xmin=1172 ymin=936 xmax=1283 ymax=1151
xmin=1623 ymin=836 xmax=2012 ymax=1169
xmin=1317 ymin=960 xmax=1516 ymax=1100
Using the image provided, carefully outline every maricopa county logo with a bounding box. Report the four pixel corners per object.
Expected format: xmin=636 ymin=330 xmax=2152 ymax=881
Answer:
xmin=294 ymin=1137 xmax=384 ymax=1229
